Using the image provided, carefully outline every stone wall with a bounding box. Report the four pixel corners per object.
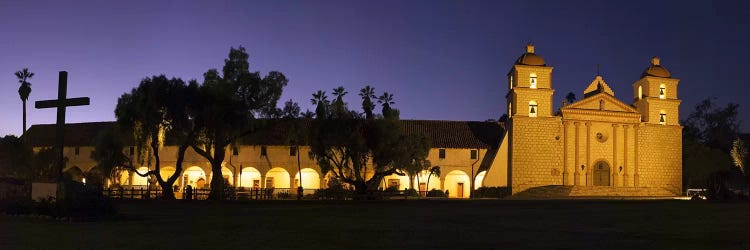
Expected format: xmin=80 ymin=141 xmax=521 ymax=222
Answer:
xmin=509 ymin=116 xmax=564 ymax=194
xmin=636 ymin=124 xmax=682 ymax=194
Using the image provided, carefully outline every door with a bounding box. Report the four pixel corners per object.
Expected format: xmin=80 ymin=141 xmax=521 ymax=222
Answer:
xmin=419 ymin=183 xmax=427 ymax=196
xmin=457 ymin=183 xmax=464 ymax=198
xmin=593 ymin=162 xmax=610 ymax=186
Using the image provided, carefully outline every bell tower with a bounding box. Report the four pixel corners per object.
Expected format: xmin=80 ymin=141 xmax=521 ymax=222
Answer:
xmin=632 ymin=57 xmax=681 ymax=125
xmin=507 ymin=44 xmax=555 ymax=118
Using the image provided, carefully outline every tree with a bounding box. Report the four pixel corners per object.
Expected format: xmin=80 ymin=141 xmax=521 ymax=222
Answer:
xmin=191 ymin=47 xmax=287 ymax=200
xmin=14 ymin=68 xmax=33 ymax=134
xmin=308 ymin=89 xmax=430 ymax=198
xmin=359 ymin=85 xmax=376 ymax=119
xmin=731 ymin=137 xmax=747 ymax=175
xmin=565 ymin=92 xmax=576 ymax=104
xmin=0 ymin=135 xmax=32 ymax=178
xmin=377 ymin=92 xmax=397 ymax=119
xmin=682 ymin=98 xmax=740 ymax=152
xmin=281 ymin=99 xmax=301 ymax=119
xmin=425 ymin=166 xmax=441 ymax=195
xmin=113 ymin=75 xmax=197 ymax=199
xmin=311 ymin=90 xmax=329 ymax=119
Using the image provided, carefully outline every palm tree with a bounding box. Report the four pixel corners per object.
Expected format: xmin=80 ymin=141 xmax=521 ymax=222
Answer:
xmin=331 ymin=86 xmax=348 ymax=117
xmin=359 ymin=85 xmax=376 ymax=119
xmin=377 ymin=92 xmax=394 ymax=117
xmin=311 ymin=90 xmax=329 ymax=118
xmin=565 ymin=92 xmax=576 ymax=105
xmin=425 ymin=166 xmax=440 ymax=197
xmin=15 ymin=68 xmax=34 ymax=134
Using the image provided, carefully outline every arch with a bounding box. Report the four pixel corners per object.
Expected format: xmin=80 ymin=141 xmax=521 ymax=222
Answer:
xmin=240 ymin=167 xmax=262 ymax=188
xmin=84 ymin=167 xmax=106 ymax=187
xmin=64 ymin=166 xmax=84 ymax=182
xmin=529 ymin=73 xmax=538 ymax=89
xmin=593 ymin=161 xmax=611 ymax=186
xmin=183 ymin=166 xmax=207 ymax=189
xmin=414 ymin=170 xmax=441 ymax=195
xmin=159 ymin=167 xmax=176 ymax=182
xmin=529 ymin=100 xmax=538 ymax=117
xmin=265 ymin=167 xmax=290 ymax=188
xmin=221 ymin=166 xmax=234 ymax=186
xmin=659 ymin=110 xmax=667 ymax=125
xmin=444 ymin=170 xmax=470 ymax=198
xmin=381 ymin=172 xmax=411 ymax=190
xmin=659 ymin=84 xmax=666 ymax=99
xmin=474 ymin=171 xmax=487 ymax=190
xmin=132 ymin=166 xmax=149 ymax=186
xmin=294 ymin=168 xmax=321 ymax=189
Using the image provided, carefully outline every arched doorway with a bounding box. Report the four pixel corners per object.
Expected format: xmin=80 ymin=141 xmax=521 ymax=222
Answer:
xmin=183 ymin=166 xmax=207 ymax=189
xmin=474 ymin=171 xmax=487 ymax=190
xmin=381 ymin=173 xmax=410 ymax=190
xmin=444 ymin=170 xmax=470 ymax=198
xmin=132 ymin=167 xmax=149 ymax=186
xmin=265 ymin=167 xmax=290 ymax=188
xmin=593 ymin=161 xmax=611 ymax=186
xmin=221 ymin=166 xmax=234 ymax=186
xmin=294 ymin=168 xmax=321 ymax=189
xmin=240 ymin=167 xmax=261 ymax=188
xmin=64 ymin=166 xmax=84 ymax=182
xmin=414 ymin=170 xmax=441 ymax=196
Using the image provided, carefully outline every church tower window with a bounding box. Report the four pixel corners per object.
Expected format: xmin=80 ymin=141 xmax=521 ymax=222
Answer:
xmin=638 ymin=86 xmax=643 ymax=99
xmin=659 ymin=111 xmax=666 ymax=125
xmin=509 ymin=75 xmax=513 ymax=89
xmin=659 ymin=84 xmax=666 ymax=99
xmin=529 ymin=101 xmax=538 ymax=117
xmin=529 ymin=73 xmax=537 ymax=89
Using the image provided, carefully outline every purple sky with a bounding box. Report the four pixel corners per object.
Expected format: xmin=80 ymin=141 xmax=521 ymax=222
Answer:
xmin=2 ymin=0 xmax=749 ymax=136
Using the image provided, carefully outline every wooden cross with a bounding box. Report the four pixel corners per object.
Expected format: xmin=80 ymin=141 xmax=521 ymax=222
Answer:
xmin=35 ymin=71 xmax=90 ymax=181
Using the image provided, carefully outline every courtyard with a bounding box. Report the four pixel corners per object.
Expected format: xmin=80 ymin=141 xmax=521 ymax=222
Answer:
xmin=1 ymin=199 xmax=749 ymax=249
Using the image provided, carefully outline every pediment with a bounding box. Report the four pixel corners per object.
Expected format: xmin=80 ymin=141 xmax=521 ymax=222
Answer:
xmin=583 ymin=76 xmax=614 ymax=97
xmin=562 ymin=92 xmax=638 ymax=113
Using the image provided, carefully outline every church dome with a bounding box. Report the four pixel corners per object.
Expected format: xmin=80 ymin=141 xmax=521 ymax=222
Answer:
xmin=641 ymin=57 xmax=671 ymax=78
xmin=515 ymin=44 xmax=546 ymax=66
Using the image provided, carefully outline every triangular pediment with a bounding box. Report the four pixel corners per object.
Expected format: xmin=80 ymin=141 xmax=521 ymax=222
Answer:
xmin=562 ymin=92 xmax=638 ymax=113
xmin=583 ymin=76 xmax=614 ymax=98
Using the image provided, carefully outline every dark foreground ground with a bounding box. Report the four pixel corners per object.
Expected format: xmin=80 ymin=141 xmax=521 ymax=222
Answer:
xmin=1 ymin=199 xmax=749 ymax=249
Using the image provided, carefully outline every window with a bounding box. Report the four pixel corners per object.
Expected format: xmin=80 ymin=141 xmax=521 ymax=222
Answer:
xmin=470 ymin=150 xmax=478 ymax=160
xmin=529 ymin=73 xmax=537 ymax=89
xmin=659 ymin=84 xmax=666 ymax=99
xmin=439 ymin=149 xmax=446 ymax=159
xmin=659 ymin=111 xmax=666 ymax=125
xmin=129 ymin=146 xmax=135 ymax=156
xmin=261 ymin=146 xmax=267 ymax=156
xmin=509 ymin=75 xmax=514 ymax=89
xmin=74 ymin=147 xmax=80 ymax=155
xmin=232 ymin=147 xmax=239 ymax=156
xmin=529 ymin=101 xmax=538 ymax=117
xmin=638 ymin=86 xmax=643 ymax=99
xmin=508 ymin=102 xmax=513 ymax=118
xmin=290 ymin=146 xmax=297 ymax=156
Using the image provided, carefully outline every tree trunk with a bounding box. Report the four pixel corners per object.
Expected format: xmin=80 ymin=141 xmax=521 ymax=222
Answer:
xmin=208 ymin=147 xmax=227 ymax=200
xmin=22 ymin=100 xmax=26 ymax=134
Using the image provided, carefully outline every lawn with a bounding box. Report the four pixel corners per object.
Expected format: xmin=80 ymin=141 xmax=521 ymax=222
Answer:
xmin=1 ymin=199 xmax=749 ymax=249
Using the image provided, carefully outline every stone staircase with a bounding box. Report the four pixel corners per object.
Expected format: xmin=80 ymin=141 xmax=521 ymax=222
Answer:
xmin=510 ymin=185 xmax=678 ymax=199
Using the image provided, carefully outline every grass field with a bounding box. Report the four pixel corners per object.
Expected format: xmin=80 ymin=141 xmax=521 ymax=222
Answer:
xmin=1 ymin=199 xmax=749 ymax=249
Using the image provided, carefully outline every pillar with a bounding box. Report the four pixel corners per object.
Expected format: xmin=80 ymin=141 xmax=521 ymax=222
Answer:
xmin=585 ymin=122 xmax=592 ymax=186
xmin=623 ymin=125 xmax=630 ymax=187
xmin=563 ymin=121 xmax=570 ymax=185
xmin=633 ymin=124 xmax=640 ymax=187
xmin=612 ymin=124 xmax=619 ymax=187
xmin=573 ymin=122 xmax=583 ymax=186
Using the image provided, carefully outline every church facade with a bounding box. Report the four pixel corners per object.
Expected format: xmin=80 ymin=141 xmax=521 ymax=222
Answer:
xmin=22 ymin=44 xmax=682 ymax=198
xmin=482 ymin=45 xmax=682 ymax=196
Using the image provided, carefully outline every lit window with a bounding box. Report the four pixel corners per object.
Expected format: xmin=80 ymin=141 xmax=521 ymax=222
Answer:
xmin=529 ymin=101 xmax=538 ymax=117
xmin=232 ymin=147 xmax=239 ymax=156
xmin=509 ymin=75 xmax=513 ymax=89
xmin=75 ymin=147 xmax=80 ymax=155
xmin=659 ymin=84 xmax=666 ymax=99
xmin=529 ymin=73 xmax=537 ymax=89
xmin=638 ymin=86 xmax=643 ymax=99
xmin=470 ymin=150 xmax=478 ymax=160
xmin=508 ymin=102 xmax=512 ymax=118
xmin=439 ymin=149 xmax=446 ymax=159
xmin=261 ymin=146 xmax=267 ymax=156
xmin=290 ymin=146 xmax=297 ymax=156
xmin=659 ymin=112 xmax=666 ymax=125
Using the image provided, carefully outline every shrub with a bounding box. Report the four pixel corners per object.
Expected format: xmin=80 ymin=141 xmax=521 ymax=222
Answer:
xmin=426 ymin=189 xmax=444 ymax=197
xmin=474 ymin=187 xmax=511 ymax=198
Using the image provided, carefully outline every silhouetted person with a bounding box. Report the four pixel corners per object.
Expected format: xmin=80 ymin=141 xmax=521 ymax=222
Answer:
xmin=186 ymin=185 xmax=193 ymax=200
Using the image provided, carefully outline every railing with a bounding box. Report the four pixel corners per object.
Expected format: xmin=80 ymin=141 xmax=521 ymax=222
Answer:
xmin=102 ymin=187 xmax=163 ymax=200
xmin=101 ymin=186 xmax=446 ymax=200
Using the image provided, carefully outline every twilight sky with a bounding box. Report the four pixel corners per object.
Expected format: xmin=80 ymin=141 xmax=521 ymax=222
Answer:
xmin=1 ymin=0 xmax=749 ymax=136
